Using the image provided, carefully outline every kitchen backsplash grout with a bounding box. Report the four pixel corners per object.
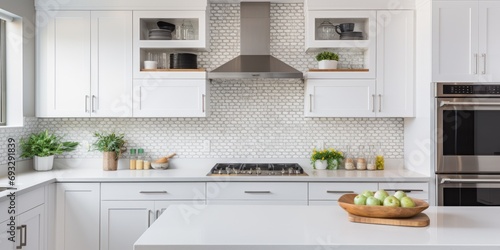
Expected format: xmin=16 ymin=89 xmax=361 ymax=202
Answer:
xmin=0 ymin=3 xmax=403 ymax=164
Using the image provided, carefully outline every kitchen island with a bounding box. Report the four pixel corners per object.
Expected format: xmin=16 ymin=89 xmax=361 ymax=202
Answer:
xmin=134 ymin=205 xmax=500 ymax=250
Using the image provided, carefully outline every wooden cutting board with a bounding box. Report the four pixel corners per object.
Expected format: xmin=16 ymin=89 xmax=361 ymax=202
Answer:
xmin=348 ymin=213 xmax=430 ymax=227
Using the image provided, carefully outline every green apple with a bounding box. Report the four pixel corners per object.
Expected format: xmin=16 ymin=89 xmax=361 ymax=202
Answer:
xmin=365 ymin=196 xmax=381 ymax=206
xmin=394 ymin=190 xmax=407 ymax=200
xmin=400 ymin=197 xmax=416 ymax=208
xmin=361 ymin=190 xmax=374 ymax=197
xmin=374 ymin=189 xmax=389 ymax=202
xmin=383 ymin=196 xmax=401 ymax=207
xmin=354 ymin=194 xmax=367 ymax=205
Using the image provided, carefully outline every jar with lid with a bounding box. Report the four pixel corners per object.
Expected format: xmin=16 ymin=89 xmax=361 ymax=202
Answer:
xmin=344 ymin=145 xmax=355 ymax=170
xmin=356 ymin=145 xmax=367 ymax=170
xmin=366 ymin=145 xmax=377 ymax=170
xmin=143 ymin=151 xmax=151 ymax=170
xmin=317 ymin=20 xmax=336 ymax=40
xmin=136 ymin=148 xmax=144 ymax=170
xmin=376 ymin=144 xmax=385 ymax=170
xmin=129 ymin=149 xmax=137 ymax=170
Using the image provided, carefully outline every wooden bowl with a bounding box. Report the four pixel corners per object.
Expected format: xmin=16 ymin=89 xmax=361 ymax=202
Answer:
xmin=338 ymin=194 xmax=429 ymax=218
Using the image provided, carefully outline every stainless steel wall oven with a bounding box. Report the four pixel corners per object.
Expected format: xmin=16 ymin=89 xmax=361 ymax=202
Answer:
xmin=435 ymin=82 xmax=500 ymax=206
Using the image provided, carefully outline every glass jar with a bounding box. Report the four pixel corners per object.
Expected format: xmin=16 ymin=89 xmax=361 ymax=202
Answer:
xmin=344 ymin=145 xmax=355 ymax=170
xmin=367 ymin=145 xmax=377 ymax=170
xmin=181 ymin=20 xmax=195 ymax=40
xmin=356 ymin=145 xmax=367 ymax=170
xmin=376 ymin=144 xmax=385 ymax=170
xmin=317 ymin=20 xmax=336 ymax=40
xmin=143 ymin=151 xmax=151 ymax=170
xmin=129 ymin=149 xmax=137 ymax=170
xmin=136 ymin=148 xmax=144 ymax=170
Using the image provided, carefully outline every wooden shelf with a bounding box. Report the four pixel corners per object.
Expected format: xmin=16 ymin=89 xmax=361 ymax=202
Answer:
xmin=141 ymin=68 xmax=206 ymax=72
xmin=309 ymin=69 xmax=369 ymax=72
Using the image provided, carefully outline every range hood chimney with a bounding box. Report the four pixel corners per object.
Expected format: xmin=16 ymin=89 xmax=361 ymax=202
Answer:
xmin=208 ymin=2 xmax=303 ymax=79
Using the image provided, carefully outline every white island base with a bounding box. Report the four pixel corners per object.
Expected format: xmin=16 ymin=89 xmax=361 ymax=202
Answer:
xmin=134 ymin=205 xmax=500 ymax=250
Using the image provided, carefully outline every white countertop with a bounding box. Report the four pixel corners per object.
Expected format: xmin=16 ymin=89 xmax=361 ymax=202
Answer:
xmin=0 ymin=159 xmax=430 ymax=201
xmin=134 ymin=205 xmax=500 ymax=250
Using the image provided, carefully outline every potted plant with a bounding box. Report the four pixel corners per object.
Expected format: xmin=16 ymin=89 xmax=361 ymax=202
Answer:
xmin=310 ymin=148 xmax=344 ymax=170
xmin=92 ymin=132 xmax=126 ymax=171
xmin=20 ymin=130 xmax=79 ymax=171
xmin=315 ymin=51 xmax=339 ymax=69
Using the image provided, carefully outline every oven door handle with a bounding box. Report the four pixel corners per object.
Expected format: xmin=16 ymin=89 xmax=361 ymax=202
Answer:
xmin=440 ymin=101 xmax=500 ymax=107
xmin=441 ymin=178 xmax=500 ymax=184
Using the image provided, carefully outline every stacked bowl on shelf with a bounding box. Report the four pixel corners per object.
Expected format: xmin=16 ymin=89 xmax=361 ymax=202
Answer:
xmin=149 ymin=21 xmax=175 ymax=40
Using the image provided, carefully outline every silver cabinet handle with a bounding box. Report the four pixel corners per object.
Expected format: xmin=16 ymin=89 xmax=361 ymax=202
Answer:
xmin=383 ymin=189 xmax=424 ymax=193
xmin=92 ymin=95 xmax=96 ymax=112
xmin=372 ymin=94 xmax=375 ymax=112
xmin=202 ymin=94 xmax=205 ymax=113
xmin=326 ymin=190 xmax=354 ymax=194
xmin=441 ymin=178 xmax=500 ymax=184
xmin=85 ymin=95 xmax=89 ymax=113
xmin=474 ymin=53 xmax=478 ymax=74
xmin=482 ymin=53 xmax=486 ymax=74
xmin=22 ymin=225 xmax=27 ymax=247
xmin=378 ymin=94 xmax=382 ymax=112
xmin=244 ymin=191 xmax=271 ymax=194
xmin=16 ymin=225 xmax=26 ymax=249
xmin=440 ymin=101 xmax=500 ymax=107
xmin=148 ymin=210 xmax=153 ymax=227
xmin=156 ymin=209 xmax=159 ymax=219
xmin=309 ymin=94 xmax=313 ymax=112
xmin=140 ymin=191 xmax=167 ymax=194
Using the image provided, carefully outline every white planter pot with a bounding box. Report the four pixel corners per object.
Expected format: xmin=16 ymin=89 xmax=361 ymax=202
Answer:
xmin=33 ymin=155 xmax=54 ymax=171
xmin=314 ymin=160 xmax=328 ymax=170
xmin=318 ymin=60 xmax=338 ymax=69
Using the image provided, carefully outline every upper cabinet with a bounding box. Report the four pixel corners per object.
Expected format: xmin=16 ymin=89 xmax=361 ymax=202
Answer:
xmin=433 ymin=1 xmax=500 ymax=82
xmin=36 ymin=11 xmax=133 ymax=117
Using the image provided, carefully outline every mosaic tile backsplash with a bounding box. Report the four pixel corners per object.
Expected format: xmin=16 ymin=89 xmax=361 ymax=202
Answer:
xmin=1 ymin=3 xmax=403 ymax=164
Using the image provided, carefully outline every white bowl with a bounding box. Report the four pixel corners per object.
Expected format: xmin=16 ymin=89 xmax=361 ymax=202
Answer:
xmin=151 ymin=162 xmax=169 ymax=169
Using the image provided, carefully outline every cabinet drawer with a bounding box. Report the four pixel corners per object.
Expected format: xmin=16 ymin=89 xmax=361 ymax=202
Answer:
xmin=378 ymin=182 xmax=429 ymax=200
xmin=207 ymin=182 xmax=307 ymax=201
xmin=101 ymin=183 xmax=205 ymax=200
xmin=18 ymin=187 xmax=45 ymax=215
xmin=309 ymin=182 xmax=378 ymax=201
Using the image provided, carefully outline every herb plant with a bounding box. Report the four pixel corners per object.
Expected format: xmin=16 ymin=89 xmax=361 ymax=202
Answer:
xmin=92 ymin=132 xmax=126 ymax=160
xmin=315 ymin=51 xmax=339 ymax=61
xmin=20 ymin=130 xmax=79 ymax=158
xmin=310 ymin=148 xmax=344 ymax=169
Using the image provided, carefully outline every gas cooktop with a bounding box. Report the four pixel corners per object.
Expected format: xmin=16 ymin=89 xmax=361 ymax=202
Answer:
xmin=207 ymin=163 xmax=308 ymax=176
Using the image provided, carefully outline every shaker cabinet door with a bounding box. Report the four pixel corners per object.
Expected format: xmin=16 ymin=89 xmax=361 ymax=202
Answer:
xmin=478 ymin=1 xmax=500 ymax=82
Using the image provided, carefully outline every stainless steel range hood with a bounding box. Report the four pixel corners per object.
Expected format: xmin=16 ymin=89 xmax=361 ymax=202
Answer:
xmin=208 ymin=2 xmax=303 ymax=79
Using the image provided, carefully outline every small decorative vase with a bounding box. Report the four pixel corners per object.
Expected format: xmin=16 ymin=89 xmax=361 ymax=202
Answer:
xmin=318 ymin=60 xmax=338 ymax=69
xmin=103 ymin=152 xmax=118 ymax=171
xmin=314 ymin=160 xmax=328 ymax=170
xmin=33 ymin=155 xmax=54 ymax=171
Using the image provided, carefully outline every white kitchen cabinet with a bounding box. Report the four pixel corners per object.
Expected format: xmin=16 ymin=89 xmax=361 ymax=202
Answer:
xmin=206 ymin=182 xmax=308 ymax=205
xmin=376 ymin=10 xmax=414 ymax=117
xmin=133 ymin=76 xmax=208 ymax=117
xmin=133 ymin=11 xmax=209 ymax=78
xmin=55 ymin=183 xmax=100 ymax=250
xmin=305 ymin=10 xmax=376 ymax=78
xmin=100 ymin=183 xmax=205 ymax=250
xmin=378 ymin=182 xmax=429 ymax=201
xmin=304 ymin=79 xmax=376 ymax=117
xmin=36 ymin=11 xmax=132 ymax=117
xmin=0 ymin=187 xmax=46 ymax=250
xmin=433 ymin=1 xmax=500 ymax=82
xmin=308 ymin=182 xmax=378 ymax=205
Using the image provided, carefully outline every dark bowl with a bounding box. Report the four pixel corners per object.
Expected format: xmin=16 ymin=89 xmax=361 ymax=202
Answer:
xmin=157 ymin=21 xmax=175 ymax=32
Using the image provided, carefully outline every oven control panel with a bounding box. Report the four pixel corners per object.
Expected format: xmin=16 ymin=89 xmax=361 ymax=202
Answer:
xmin=438 ymin=83 xmax=500 ymax=96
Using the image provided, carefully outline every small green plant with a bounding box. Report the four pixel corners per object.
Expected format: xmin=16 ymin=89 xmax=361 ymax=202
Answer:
xmin=315 ymin=51 xmax=339 ymax=61
xmin=20 ymin=130 xmax=79 ymax=158
xmin=92 ymin=132 xmax=126 ymax=160
xmin=310 ymin=148 xmax=344 ymax=169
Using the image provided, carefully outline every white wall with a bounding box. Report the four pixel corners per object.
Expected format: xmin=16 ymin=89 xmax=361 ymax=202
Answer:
xmin=0 ymin=0 xmax=36 ymax=117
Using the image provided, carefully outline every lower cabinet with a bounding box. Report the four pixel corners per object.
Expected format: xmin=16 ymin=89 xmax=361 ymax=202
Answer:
xmin=55 ymin=183 xmax=100 ymax=250
xmin=100 ymin=182 xmax=206 ymax=250
xmin=206 ymin=182 xmax=308 ymax=205
xmin=0 ymin=187 xmax=46 ymax=250
xmin=308 ymin=182 xmax=378 ymax=205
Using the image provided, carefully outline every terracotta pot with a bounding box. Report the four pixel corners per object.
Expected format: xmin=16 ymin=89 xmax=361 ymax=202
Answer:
xmin=103 ymin=152 xmax=118 ymax=171
xmin=33 ymin=155 xmax=54 ymax=171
